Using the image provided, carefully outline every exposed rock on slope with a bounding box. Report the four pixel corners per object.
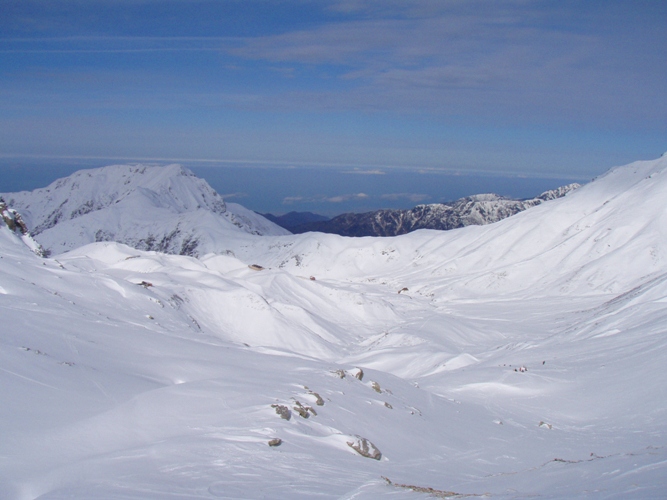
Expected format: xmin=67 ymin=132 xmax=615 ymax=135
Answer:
xmin=1 ymin=164 xmax=288 ymax=256
xmin=0 ymin=198 xmax=45 ymax=256
xmin=290 ymin=184 xmax=580 ymax=236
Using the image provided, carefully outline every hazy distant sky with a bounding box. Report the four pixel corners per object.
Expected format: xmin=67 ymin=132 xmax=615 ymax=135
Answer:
xmin=1 ymin=0 xmax=666 ymax=213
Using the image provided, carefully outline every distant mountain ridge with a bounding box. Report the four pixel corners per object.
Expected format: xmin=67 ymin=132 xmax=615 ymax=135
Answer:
xmin=289 ymin=184 xmax=580 ymax=236
xmin=1 ymin=164 xmax=288 ymax=256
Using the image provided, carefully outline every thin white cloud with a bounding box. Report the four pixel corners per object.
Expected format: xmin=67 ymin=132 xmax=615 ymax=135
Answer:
xmin=341 ymin=168 xmax=385 ymax=175
xmin=220 ymin=192 xmax=248 ymax=200
xmin=0 ymin=48 xmax=228 ymax=54
xmin=326 ymin=193 xmax=369 ymax=203
xmin=226 ymin=3 xmax=667 ymax=125
xmin=283 ymin=192 xmax=369 ymax=205
xmin=0 ymin=36 xmax=238 ymax=42
xmin=0 ymin=35 xmax=242 ymax=54
xmin=282 ymin=196 xmax=304 ymax=205
xmin=418 ymin=168 xmax=464 ymax=176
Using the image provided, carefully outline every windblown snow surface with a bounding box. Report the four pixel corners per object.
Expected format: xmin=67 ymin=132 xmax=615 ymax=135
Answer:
xmin=1 ymin=156 xmax=667 ymax=499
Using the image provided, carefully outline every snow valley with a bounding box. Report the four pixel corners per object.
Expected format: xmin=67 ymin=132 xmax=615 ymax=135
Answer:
xmin=1 ymin=156 xmax=667 ymax=499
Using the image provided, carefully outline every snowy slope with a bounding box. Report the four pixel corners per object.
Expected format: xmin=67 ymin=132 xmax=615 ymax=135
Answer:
xmin=1 ymin=164 xmax=288 ymax=256
xmin=1 ymin=156 xmax=667 ymax=499
xmin=224 ymin=156 xmax=667 ymax=298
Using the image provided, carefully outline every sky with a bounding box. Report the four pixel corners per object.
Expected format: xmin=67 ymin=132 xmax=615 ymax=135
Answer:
xmin=1 ymin=0 xmax=666 ymax=215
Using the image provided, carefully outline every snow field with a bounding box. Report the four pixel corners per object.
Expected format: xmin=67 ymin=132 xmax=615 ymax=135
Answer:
xmin=1 ymin=155 xmax=667 ymax=498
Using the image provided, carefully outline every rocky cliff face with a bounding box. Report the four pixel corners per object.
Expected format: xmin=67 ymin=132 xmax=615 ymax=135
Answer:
xmin=290 ymin=184 xmax=580 ymax=237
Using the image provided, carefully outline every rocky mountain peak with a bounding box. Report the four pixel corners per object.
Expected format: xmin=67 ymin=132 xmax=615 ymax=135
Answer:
xmin=1 ymin=164 xmax=287 ymax=256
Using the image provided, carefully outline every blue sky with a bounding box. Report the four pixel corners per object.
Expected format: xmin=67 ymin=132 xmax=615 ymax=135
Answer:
xmin=1 ymin=0 xmax=666 ymax=214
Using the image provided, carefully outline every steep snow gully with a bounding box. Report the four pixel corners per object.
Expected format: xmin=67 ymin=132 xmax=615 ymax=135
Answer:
xmin=1 ymin=156 xmax=667 ymax=499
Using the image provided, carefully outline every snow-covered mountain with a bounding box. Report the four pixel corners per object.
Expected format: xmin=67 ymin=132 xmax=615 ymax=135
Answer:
xmin=1 ymin=156 xmax=667 ymax=498
xmin=1 ymin=164 xmax=288 ymax=256
xmin=290 ymin=184 xmax=580 ymax=236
